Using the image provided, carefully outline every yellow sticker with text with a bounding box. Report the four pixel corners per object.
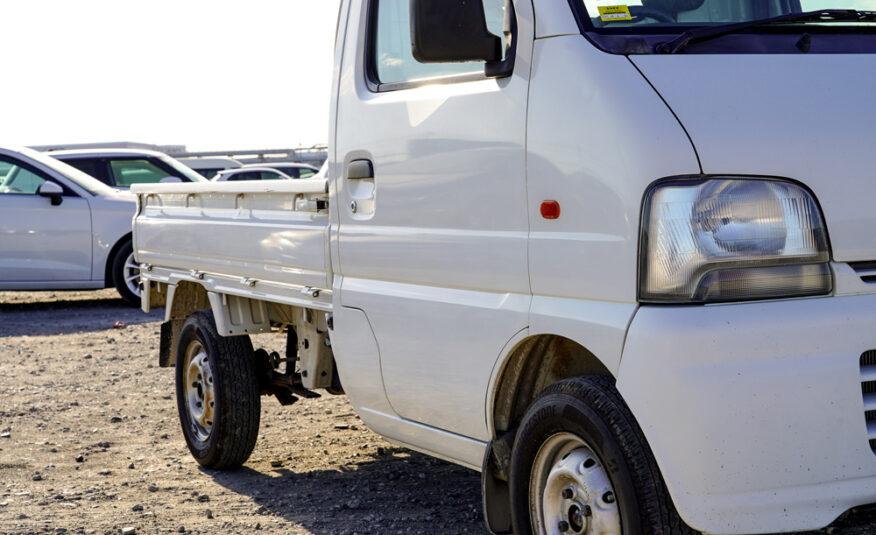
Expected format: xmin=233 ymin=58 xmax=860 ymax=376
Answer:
xmin=598 ymin=5 xmax=633 ymax=21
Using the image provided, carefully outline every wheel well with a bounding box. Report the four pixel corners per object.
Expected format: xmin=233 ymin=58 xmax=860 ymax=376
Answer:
xmin=492 ymin=335 xmax=613 ymax=435
xmin=103 ymin=232 xmax=133 ymax=287
xmin=168 ymin=281 xmax=211 ymax=321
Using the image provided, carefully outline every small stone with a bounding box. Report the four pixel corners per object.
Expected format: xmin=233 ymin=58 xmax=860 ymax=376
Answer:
xmin=97 ymin=441 xmax=110 ymax=449
xmin=128 ymin=463 xmax=135 ymax=469
xmin=75 ymin=456 xmax=84 ymax=463
xmin=32 ymin=473 xmax=43 ymax=481
xmin=197 ymin=494 xmax=210 ymax=502
xmin=177 ymin=527 xmax=185 ymax=533
xmin=205 ymin=508 xmax=214 ymax=519
xmin=377 ymin=447 xmax=385 ymax=455
xmin=160 ymin=434 xmax=169 ymax=440
xmin=83 ymin=354 xmax=92 ymax=359
xmin=270 ymin=460 xmax=283 ymax=468
xmin=334 ymin=424 xmax=349 ymax=430
xmin=110 ymin=417 xmax=122 ymax=424
xmin=0 ymin=432 xmax=10 ymax=439
xmin=147 ymin=484 xmax=159 ymax=493
xmin=97 ymin=470 xmax=111 ymax=476
xmin=121 ymin=527 xmax=136 ymax=535
xmin=132 ymin=504 xmax=143 ymax=512
xmin=17 ymin=514 xmax=27 ymax=520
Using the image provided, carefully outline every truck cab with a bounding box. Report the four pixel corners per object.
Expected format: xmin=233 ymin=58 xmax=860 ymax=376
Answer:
xmin=134 ymin=1 xmax=876 ymax=533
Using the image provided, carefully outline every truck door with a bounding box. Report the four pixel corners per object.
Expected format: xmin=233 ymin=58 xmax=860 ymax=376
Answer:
xmin=334 ymin=0 xmax=533 ymax=441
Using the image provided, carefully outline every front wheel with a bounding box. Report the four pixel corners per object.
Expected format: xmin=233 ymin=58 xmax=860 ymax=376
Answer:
xmin=175 ymin=311 xmax=260 ymax=469
xmin=509 ymin=376 xmax=697 ymax=535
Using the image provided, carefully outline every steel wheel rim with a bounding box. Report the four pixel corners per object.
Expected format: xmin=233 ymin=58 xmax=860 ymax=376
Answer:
xmin=123 ymin=251 xmax=141 ymax=297
xmin=530 ymin=432 xmax=621 ymax=535
xmin=183 ymin=340 xmax=215 ymax=442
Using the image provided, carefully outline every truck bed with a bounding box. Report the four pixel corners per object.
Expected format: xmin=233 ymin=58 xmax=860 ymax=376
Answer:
xmin=131 ymin=179 xmax=332 ymax=312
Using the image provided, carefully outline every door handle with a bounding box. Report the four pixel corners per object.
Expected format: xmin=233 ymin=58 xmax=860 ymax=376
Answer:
xmin=347 ymin=159 xmax=374 ymax=180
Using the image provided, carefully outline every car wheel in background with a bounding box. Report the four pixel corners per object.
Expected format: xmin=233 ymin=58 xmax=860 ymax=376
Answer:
xmin=111 ymin=240 xmax=141 ymax=306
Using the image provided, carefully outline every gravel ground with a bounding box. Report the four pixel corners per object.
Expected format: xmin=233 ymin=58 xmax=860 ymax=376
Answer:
xmin=0 ymin=289 xmax=874 ymax=535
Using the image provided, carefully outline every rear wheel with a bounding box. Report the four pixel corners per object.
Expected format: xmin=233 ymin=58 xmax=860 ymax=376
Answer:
xmin=509 ymin=376 xmax=697 ymax=535
xmin=111 ymin=240 xmax=141 ymax=306
xmin=175 ymin=311 xmax=260 ymax=468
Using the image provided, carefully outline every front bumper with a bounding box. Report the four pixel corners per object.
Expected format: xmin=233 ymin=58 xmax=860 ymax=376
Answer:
xmin=617 ymin=294 xmax=876 ymax=534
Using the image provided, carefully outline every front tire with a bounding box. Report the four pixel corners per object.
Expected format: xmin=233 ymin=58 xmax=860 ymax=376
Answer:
xmin=175 ymin=311 xmax=260 ymax=469
xmin=509 ymin=376 xmax=696 ymax=535
xmin=111 ymin=240 xmax=141 ymax=307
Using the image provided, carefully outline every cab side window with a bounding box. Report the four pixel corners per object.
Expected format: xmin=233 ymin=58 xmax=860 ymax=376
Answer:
xmin=372 ymin=0 xmax=506 ymax=85
xmin=0 ymin=157 xmax=48 ymax=195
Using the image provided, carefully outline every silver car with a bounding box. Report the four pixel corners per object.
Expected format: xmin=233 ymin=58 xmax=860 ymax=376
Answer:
xmin=0 ymin=147 xmax=140 ymax=305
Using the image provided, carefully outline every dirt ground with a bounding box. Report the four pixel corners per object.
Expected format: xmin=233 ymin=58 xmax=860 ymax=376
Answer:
xmin=0 ymin=290 xmax=874 ymax=535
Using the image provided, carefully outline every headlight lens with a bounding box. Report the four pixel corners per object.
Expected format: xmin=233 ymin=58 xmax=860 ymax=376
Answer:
xmin=640 ymin=178 xmax=831 ymax=303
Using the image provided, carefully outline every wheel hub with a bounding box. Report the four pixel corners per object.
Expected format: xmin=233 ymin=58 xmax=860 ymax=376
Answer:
xmin=530 ymin=433 xmax=621 ymax=535
xmin=183 ymin=341 xmax=215 ymax=442
xmin=123 ymin=251 xmax=141 ymax=298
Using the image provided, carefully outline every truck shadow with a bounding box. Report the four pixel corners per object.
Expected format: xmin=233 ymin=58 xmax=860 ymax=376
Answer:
xmin=205 ymin=451 xmax=876 ymax=535
xmin=205 ymin=448 xmax=488 ymax=534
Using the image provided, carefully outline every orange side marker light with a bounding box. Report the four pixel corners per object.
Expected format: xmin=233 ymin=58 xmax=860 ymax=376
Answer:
xmin=540 ymin=200 xmax=560 ymax=220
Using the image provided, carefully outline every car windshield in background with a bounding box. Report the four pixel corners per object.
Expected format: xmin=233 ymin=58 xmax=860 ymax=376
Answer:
xmin=575 ymin=1 xmax=876 ymax=54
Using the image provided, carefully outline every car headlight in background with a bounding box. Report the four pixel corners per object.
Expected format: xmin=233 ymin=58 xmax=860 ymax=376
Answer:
xmin=640 ymin=178 xmax=832 ymax=303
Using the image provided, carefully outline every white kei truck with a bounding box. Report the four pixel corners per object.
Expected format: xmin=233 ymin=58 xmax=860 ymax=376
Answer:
xmin=131 ymin=1 xmax=876 ymax=534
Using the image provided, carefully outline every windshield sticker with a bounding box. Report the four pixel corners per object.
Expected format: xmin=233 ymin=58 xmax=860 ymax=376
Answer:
xmin=598 ymin=5 xmax=633 ymax=21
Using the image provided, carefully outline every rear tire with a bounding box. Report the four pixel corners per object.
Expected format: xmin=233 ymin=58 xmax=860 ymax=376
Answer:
xmin=111 ymin=240 xmax=141 ymax=307
xmin=175 ymin=310 xmax=260 ymax=469
xmin=509 ymin=376 xmax=697 ymax=535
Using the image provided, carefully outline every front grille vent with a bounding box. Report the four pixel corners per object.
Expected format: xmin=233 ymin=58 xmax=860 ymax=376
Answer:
xmin=850 ymin=262 xmax=876 ymax=284
xmin=860 ymin=350 xmax=876 ymax=454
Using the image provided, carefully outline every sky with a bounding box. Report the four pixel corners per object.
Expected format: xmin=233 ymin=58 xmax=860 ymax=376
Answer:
xmin=0 ymin=1 xmax=341 ymax=152
xmin=3 ymin=1 xmax=873 ymax=152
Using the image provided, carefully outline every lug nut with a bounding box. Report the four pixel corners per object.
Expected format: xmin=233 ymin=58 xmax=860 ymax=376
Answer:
xmin=196 ymin=402 xmax=202 ymax=408
xmin=583 ymin=504 xmax=592 ymax=517
xmin=603 ymin=491 xmax=615 ymax=504
xmin=557 ymin=520 xmax=570 ymax=532
xmin=562 ymin=488 xmax=574 ymax=500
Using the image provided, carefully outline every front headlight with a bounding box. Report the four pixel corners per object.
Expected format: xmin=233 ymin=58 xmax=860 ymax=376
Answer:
xmin=640 ymin=178 xmax=831 ymax=303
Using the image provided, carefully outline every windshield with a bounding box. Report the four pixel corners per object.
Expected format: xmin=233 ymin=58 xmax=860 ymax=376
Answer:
xmin=19 ymin=147 xmax=116 ymax=196
xmin=581 ymin=1 xmax=875 ymax=28
xmin=576 ymin=0 xmax=876 ymax=53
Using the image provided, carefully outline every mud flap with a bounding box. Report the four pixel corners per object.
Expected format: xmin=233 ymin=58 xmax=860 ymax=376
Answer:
xmin=482 ymin=429 xmax=516 ymax=534
xmin=158 ymin=319 xmax=184 ymax=367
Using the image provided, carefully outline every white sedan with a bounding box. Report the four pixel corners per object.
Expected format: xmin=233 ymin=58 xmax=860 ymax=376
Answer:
xmin=212 ymin=167 xmax=294 ymax=182
xmin=0 ymin=147 xmax=141 ymax=305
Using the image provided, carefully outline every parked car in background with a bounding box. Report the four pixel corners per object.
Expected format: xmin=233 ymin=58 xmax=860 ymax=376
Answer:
xmin=0 ymin=147 xmax=140 ymax=305
xmin=177 ymin=157 xmax=242 ymax=179
xmin=47 ymin=149 xmax=205 ymax=189
xmin=242 ymin=162 xmax=320 ymax=178
xmin=212 ymin=167 xmax=294 ymax=182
